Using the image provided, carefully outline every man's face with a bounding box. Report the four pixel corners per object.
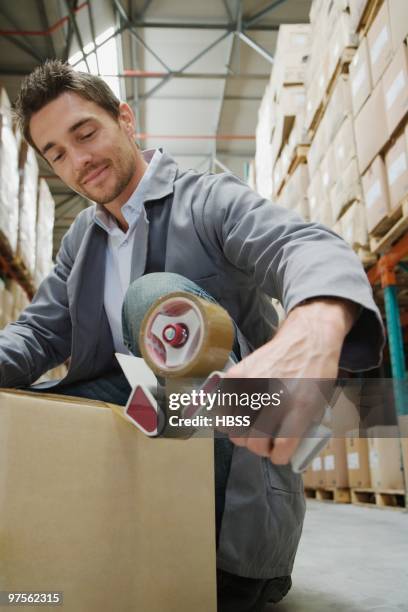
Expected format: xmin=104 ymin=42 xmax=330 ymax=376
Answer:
xmin=30 ymin=92 xmax=137 ymax=204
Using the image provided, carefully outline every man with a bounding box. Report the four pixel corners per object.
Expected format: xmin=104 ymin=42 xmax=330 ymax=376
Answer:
xmin=1 ymin=60 xmax=384 ymax=610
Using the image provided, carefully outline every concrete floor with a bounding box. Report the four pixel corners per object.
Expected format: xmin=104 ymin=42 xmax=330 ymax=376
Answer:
xmin=267 ymin=500 xmax=408 ymax=612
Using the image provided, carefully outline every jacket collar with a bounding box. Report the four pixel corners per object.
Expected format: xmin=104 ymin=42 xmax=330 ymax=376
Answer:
xmin=142 ymin=147 xmax=178 ymax=202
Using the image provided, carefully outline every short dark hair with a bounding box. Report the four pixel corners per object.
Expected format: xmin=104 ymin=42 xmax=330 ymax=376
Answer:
xmin=14 ymin=59 xmax=120 ymax=149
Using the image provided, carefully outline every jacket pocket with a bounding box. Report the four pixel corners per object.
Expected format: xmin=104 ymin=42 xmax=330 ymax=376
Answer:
xmin=262 ymin=459 xmax=304 ymax=494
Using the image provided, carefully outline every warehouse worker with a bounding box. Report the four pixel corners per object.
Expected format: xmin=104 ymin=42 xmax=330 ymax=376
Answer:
xmin=1 ymin=61 xmax=384 ymax=611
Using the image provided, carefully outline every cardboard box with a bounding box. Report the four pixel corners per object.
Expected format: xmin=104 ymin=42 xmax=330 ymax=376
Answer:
xmin=35 ymin=179 xmax=55 ymax=287
xmin=346 ymin=435 xmax=372 ymax=488
xmin=321 ymin=145 xmax=337 ymax=196
xmin=382 ymin=43 xmax=408 ymax=138
xmin=368 ymin=1 xmax=393 ymax=85
xmin=311 ymin=454 xmax=326 ymax=488
xmin=349 ymin=0 xmax=371 ymax=33
xmin=307 ymin=119 xmax=326 ymax=179
xmin=333 ymin=115 xmax=357 ymax=173
xmin=325 ymin=75 xmax=353 ymax=143
xmin=368 ymin=427 xmax=405 ymax=490
xmin=302 ymin=467 xmax=314 ymax=488
xmin=331 ymin=159 xmax=363 ymax=222
xmin=305 ymin=56 xmax=329 ymax=131
xmin=354 ymin=80 xmax=388 ymax=174
xmin=362 ymin=155 xmax=391 ymax=232
xmin=327 ymin=12 xmax=358 ymax=84
xmin=0 ymin=390 xmax=216 ymax=612
xmin=340 ymin=200 xmax=368 ymax=248
xmin=385 ymin=132 xmax=408 ymax=210
xmin=281 ymin=163 xmax=309 ymax=215
xmin=0 ymin=94 xmax=20 ymax=253
xmin=272 ymin=34 xmax=310 ymax=91
xmin=388 ymin=0 xmax=408 ymax=52
xmin=349 ymin=37 xmax=373 ymax=116
xmin=17 ymin=143 xmax=39 ymax=277
xmin=324 ymin=438 xmax=349 ymax=488
xmin=398 ymin=415 xmax=408 ymax=486
xmin=275 ymin=24 xmax=311 ymax=58
xmin=307 ymin=169 xmax=320 ymax=222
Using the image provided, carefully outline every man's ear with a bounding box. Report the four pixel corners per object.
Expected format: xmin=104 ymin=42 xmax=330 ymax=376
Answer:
xmin=118 ymin=101 xmax=136 ymax=138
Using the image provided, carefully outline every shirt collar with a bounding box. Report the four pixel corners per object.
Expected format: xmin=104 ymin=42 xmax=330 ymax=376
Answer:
xmin=94 ymin=148 xmax=177 ymax=232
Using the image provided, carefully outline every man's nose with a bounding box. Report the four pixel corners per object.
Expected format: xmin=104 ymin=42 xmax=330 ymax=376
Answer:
xmin=70 ymin=147 xmax=93 ymax=173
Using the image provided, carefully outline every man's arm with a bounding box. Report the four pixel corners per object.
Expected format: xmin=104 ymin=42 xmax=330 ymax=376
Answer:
xmin=201 ymin=172 xmax=385 ymax=372
xmin=0 ymin=229 xmax=74 ymax=388
xmin=200 ymin=173 xmax=385 ymax=463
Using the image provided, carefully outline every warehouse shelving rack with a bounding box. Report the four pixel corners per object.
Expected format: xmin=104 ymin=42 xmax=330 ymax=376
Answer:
xmin=367 ymin=232 xmax=408 ymax=418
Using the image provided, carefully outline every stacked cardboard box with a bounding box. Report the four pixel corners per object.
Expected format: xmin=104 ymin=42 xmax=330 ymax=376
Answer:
xmin=0 ymin=89 xmax=20 ymax=254
xmin=346 ymin=434 xmax=372 ymax=488
xmin=323 ymin=438 xmax=350 ymax=488
xmin=354 ymin=1 xmax=408 ymax=238
xmin=261 ymin=25 xmax=311 ymax=220
xmin=255 ymin=85 xmax=274 ymax=200
xmin=254 ymin=1 xmax=408 ymax=254
xmin=35 ymin=179 xmax=55 ymax=287
xmin=367 ymin=426 xmax=405 ymax=490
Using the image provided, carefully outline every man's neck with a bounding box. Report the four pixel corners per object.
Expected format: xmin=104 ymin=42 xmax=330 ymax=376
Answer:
xmin=104 ymin=155 xmax=148 ymax=232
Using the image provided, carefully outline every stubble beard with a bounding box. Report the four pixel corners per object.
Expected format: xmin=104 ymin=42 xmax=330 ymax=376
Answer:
xmin=79 ymin=152 xmax=136 ymax=205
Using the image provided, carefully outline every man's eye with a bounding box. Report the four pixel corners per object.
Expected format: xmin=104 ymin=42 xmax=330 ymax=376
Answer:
xmin=52 ymin=153 xmax=63 ymax=163
xmin=81 ymin=131 xmax=95 ymax=140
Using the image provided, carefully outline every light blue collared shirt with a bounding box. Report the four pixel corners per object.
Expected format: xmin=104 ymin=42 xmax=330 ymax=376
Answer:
xmin=94 ymin=148 xmax=162 ymax=353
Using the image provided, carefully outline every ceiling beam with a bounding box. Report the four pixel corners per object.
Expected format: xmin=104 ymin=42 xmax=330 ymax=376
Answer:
xmin=113 ymin=0 xmax=171 ymax=72
xmin=126 ymin=20 xmax=302 ymax=30
xmin=244 ymin=0 xmax=288 ymax=29
xmin=0 ymin=6 xmax=43 ymax=62
xmin=0 ymin=68 xmax=269 ymax=79
xmin=237 ymin=32 xmax=274 ymax=64
xmin=63 ymin=0 xmax=90 ymax=70
xmin=36 ymin=0 xmax=56 ymax=58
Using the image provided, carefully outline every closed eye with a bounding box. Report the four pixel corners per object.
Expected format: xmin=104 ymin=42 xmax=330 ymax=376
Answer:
xmin=52 ymin=152 xmax=64 ymax=163
xmin=81 ymin=131 xmax=95 ymax=140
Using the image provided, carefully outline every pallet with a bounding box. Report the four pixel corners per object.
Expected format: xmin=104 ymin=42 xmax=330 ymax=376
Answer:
xmin=287 ymin=144 xmax=309 ymax=177
xmin=304 ymin=487 xmax=351 ymax=503
xmin=369 ymin=198 xmax=408 ymax=254
xmin=351 ymin=488 xmax=406 ymax=510
xmin=357 ymin=0 xmax=384 ymax=38
xmin=357 ymin=247 xmax=378 ymax=269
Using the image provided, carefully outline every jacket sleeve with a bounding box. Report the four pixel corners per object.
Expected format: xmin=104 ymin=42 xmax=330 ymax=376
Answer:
xmin=0 ymin=228 xmax=74 ymax=388
xmin=201 ymin=172 xmax=385 ymax=372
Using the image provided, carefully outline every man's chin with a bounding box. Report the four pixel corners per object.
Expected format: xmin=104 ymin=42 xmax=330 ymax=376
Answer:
xmin=77 ymin=185 xmax=118 ymax=205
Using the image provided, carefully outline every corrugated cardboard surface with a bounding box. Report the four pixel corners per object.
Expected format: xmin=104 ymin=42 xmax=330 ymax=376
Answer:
xmin=382 ymin=43 xmax=408 ymax=138
xmin=367 ymin=0 xmax=393 ymax=86
xmin=0 ymin=390 xmax=216 ymax=612
xmin=346 ymin=436 xmax=371 ymax=488
xmin=355 ymin=80 xmax=388 ymax=175
xmin=398 ymin=415 xmax=408 ymax=487
xmin=385 ymin=132 xmax=408 ymax=210
xmin=367 ymin=427 xmax=404 ymax=490
xmin=323 ymin=438 xmax=349 ymax=488
xmin=362 ymin=155 xmax=391 ymax=233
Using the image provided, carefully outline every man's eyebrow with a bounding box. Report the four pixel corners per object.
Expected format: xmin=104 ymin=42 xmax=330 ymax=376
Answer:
xmin=41 ymin=117 xmax=95 ymax=156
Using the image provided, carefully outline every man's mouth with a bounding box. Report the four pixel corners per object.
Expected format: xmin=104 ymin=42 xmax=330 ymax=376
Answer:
xmin=82 ymin=164 xmax=109 ymax=186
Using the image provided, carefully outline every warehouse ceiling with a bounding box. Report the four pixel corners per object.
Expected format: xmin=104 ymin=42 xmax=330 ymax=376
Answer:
xmin=0 ymin=0 xmax=311 ymax=253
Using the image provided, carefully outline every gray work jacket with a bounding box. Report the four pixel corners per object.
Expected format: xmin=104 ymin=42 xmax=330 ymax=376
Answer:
xmin=0 ymin=150 xmax=385 ymax=578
